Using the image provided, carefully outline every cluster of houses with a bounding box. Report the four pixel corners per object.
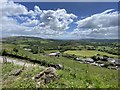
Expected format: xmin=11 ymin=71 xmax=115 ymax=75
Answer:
xmin=75 ymin=57 xmax=120 ymax=70
xmin=23 ymin=49 xmax=120 ymax=70
xmin=47 ymin=51 xmax=120 ymax=70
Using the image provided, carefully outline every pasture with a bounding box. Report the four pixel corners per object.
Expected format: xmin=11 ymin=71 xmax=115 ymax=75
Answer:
xmin=1 ymin=36 xmax=119 ymax=88
xmin=2 ymin=58 xmax=118 ymax=88
xmin=64 ymin=50 xmax=118 ymax=58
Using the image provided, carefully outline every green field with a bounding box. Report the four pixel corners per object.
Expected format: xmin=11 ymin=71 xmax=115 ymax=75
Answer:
xmin=1 ymin=37 xmax=119 ymax=88
xmin=2 ymin=43 xmax=119 ymax=88
xmin=44 ymin=50 xmax=59 ymax=54
xmin=2 ymin=59 xmax=118 ymax=88
xmin=64 ymin=50 xmax=118 ymax=58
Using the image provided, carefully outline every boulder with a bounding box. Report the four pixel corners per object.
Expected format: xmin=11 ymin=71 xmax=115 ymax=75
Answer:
xmin=9 ymin=64 xmax=25 ymax=76
xmin=44 ymin=67 xmax=56 ymax=74
xmin=10 ymin=69 xmax=22 ymax=76
xmin=55 ymin=64 xmax=64 ymax=69
xmin=34 ymin=67 xmax=58 ymax=86
xmin=35 ymin=71 xmax=44 ymax=79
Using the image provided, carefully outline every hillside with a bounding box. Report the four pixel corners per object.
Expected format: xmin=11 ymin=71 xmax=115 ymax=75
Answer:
xmin=1 ymin=36 xmax=119 ymax=88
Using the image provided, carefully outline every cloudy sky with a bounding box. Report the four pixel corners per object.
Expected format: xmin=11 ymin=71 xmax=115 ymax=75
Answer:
xmin=0 ymin=0 xmax=119 ymax=39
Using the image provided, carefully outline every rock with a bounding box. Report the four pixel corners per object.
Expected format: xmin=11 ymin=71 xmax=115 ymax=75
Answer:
xmin=10 ymin=69 xmax=22 ymax=76
xmin=34 ymin=67 xmax=58 ymax=85
xmin=55 ymin=64 xmax=64 ymax=69
xmin=32 ymin=77 xmax=35 ymax=80
xmin=3 ymin=56 xmax=7 ymax=63
xmin=35 ymin=67 xmax=56 ymax=79
xmin=35 ymin=72 xmax=44 ymax=79
xmin=44 ymin=67 xmax=56 ymax=74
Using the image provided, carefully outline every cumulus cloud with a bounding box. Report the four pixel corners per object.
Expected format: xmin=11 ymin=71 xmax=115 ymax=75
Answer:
xmin=72 ymin=9 xmax=119 ymax=39
xmin=0 ymin=0 xmax=119 ymax=39
xmin=1 ymin=1 xmax=28 ymax=16
xmin=1 ymin=0 xmax=77 ymax=38
xmin=39 ymin=9 xmax=77 ymax=32
xmin=21 ymin=19 xmax=39 ymax=27
xmin=0 ymin=0 xmax=30 ymax=37
xmin=34 ymin=6 xmax=42 ymax=15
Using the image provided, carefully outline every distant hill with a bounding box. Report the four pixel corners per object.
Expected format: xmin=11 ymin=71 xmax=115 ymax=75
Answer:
xmin=1 ymin=36 xmax=119 ymax=44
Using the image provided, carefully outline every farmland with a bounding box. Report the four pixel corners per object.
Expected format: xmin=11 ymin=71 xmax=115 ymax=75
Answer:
xmin=64 ymin=50 xmax=118 ymax=58
xmin=1 ymin=36 xmax=120 ymax=88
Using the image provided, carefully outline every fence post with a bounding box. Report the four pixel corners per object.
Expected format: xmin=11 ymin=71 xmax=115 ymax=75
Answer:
xmin=3 ymin=56 xmax=7 ymax=63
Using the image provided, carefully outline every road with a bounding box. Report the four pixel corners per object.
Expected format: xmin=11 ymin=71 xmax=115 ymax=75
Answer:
xmin=0 ymin=56 xmax=44 ymax=68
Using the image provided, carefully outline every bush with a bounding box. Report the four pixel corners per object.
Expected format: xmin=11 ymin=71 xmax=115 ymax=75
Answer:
xmin=13 ymin=48 xmax=19 ymax=54
xmin=91 ymin=56 xmax=97 ymax=61
xmin=2 ymin=49 xmax=7 ymax=56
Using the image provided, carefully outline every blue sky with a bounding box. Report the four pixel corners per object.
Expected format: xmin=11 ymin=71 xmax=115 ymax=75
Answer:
xmin=1 ymin=1 xmax=119 ymax=39
xmin=18 ymin=2 xmax=118 ymax=19
xmin=18 ymin=2 xmax=118 ymax=34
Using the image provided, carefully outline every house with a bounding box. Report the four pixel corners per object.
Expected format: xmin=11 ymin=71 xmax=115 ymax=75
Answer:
xmin=99 ymin=64 xmax=105 ymax=67
xmin=24 ymin=48 xmax=31 ymax=51
xmin=48 ymin=52 xmax=60 ymax=57
xmin=85 ymin=58 xmax=94 ymax=63
xmin=107 ymin=58 xmax=116 ymax=65
xmin=99 ymin=56 xmax=104 ymax=60
xmin=115 ymin=59 xmax=120 ymax=66
xmin=99 ymin=56 xmax=108 ymax=61
xmin=75 ymin=57 xmax=81 ymax=61
xmin=90 ymin=62 xmax=96 ymax=65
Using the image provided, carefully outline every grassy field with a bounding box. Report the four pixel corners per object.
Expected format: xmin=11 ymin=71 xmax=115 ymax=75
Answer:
xmin=1 ymin=36 xmax=119 ymax=88
xmin=2 ymin=61 xmax=118 ymax=88
xmin=44 ymin=50 xmax=59 ymax=54
xmin=2 ymin=63 xmax=43 ymax=88
xmin=1 ymin=43 xmax=119 ymax=88
xmin=64 ymin=50 xmax=118 ymax=58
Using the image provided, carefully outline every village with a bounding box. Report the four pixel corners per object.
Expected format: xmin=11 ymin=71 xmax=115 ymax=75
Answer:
xmin=23 ymin=46 xmax=120 ymax=71
xmin=47 ymin=51 xmax=120 ymax=70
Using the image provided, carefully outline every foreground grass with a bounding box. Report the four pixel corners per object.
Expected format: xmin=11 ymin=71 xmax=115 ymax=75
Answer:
xmin=2 ymin=63 xmax=44 ymax=88
xmin=2 ymin=62 xmax=118 ymax=88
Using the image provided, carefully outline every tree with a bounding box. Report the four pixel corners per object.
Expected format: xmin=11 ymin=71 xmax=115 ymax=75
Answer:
xmin=31 ymin=46 xmax=38 ymax=54
xmin=2 ymin=49 xmax=7 ymax=56
xmin=91 ymin=55 xmax=97 ymax=61
xmin=13 ymin=48 xmax=18 ymax=55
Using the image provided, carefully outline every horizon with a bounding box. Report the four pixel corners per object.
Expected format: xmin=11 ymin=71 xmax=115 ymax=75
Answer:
xmin=1 ymin=36 xmax=119 ymax=40
xmin=0 ymin=0 xmax=119 ymax=39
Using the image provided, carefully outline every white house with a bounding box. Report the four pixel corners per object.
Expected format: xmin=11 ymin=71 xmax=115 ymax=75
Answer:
xmin=115 ymin=59 xmax=120 ymax=66
xmin=24 ymin=48 xmax=31 ymax=51
xmin=107 ymin=58 xmax=116 ymax=64
xmin=48 ymin=51 xmax=60 ymax=56
xmin=85 ymin=58 xmax=94 ymax=63
xmin=75 ymin=57 xmax=81 ymax=61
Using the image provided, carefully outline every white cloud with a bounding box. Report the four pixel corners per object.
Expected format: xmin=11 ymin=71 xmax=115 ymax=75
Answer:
xmin=1 ymin=0 xmax=119 ymax=39
xmin=22 ymin=19 xmax=39 ymax=27
xmin=40 ymin=9 xmax=77 ymax=31
xmin=73 ymin=9 xmax=119 ymax=39
xmin=29 ymin=9 xmax=77 ymax=38
xmin=1 ymin=1 xmax=28 ymax=16
xmin=0 ymin=0 xmax=29 ymax=37
xmin=1 ymin=0 xmax=77 ymax=38
xmin=34 ymin=6 xmax=42 ymax=15
xmin=27 ymin=5 xmax=42 ymax=18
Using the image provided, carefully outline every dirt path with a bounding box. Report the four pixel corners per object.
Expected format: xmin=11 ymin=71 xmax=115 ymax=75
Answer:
xmin=0 ymin=56 xmax=44 ymax=68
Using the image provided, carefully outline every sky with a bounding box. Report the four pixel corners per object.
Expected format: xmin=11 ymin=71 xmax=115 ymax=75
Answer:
xmin=0 ymin=0 xmax=119 ymax=39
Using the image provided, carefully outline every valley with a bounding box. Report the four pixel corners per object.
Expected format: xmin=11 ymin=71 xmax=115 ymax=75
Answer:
xmin=1 ymin=36 xmax=119 ymax=88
